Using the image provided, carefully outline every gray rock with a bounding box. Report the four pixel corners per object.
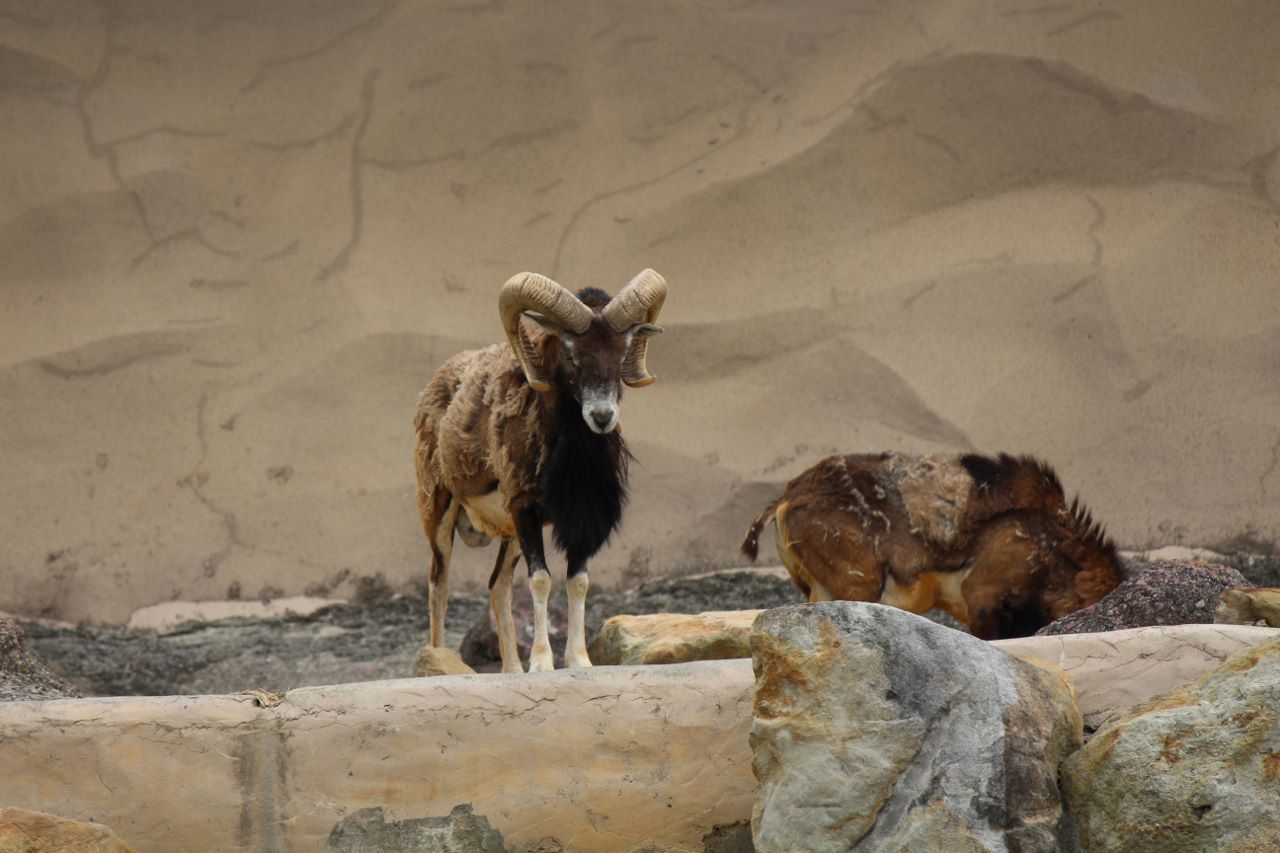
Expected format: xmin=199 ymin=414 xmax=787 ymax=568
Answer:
xmin=701 ymin=821 xmax=754 ymax=852
xmin=1037 ymin=560 xmax=1247 ymax=635
xmin=750 ymin=602 xmax=1082 ymax=853
xmin=326 ymin=804 xmax=505 ymax=853
xmin=1062 ymin=637 xmax=1280 ymax=852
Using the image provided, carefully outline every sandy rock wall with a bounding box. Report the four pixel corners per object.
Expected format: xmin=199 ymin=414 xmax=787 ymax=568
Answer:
xmin=3 ymin=0 xmax=1280 ymax=621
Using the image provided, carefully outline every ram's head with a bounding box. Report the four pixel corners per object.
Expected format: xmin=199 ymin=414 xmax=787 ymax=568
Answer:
xmin=499 ymin=269 xmax=666 ymax=434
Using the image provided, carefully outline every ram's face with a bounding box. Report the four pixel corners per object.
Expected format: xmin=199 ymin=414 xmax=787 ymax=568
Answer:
xmin=558 ymin=313 xmax=632 ymax=434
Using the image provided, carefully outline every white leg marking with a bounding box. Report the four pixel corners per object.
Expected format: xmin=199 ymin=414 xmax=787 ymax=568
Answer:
xmin=428 ymin=500 xmax=459 ymax=648
xmin=491 ymin=541 xmax=523 ymax=674
xmin=528 ymin=569 xmax=555 ymax=672
xmin=565 ymin=573 xmax=592 ymax=668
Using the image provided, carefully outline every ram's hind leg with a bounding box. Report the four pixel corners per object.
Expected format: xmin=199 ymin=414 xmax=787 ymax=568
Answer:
xmin=772 ymin=502 xmax=820 ymax=601
xmin=423 ymin=489 xmax=460 ymax=648
xmin=776 ymin=499 xmax=884 ymax=604
xmin=489 ymin=538 xmax=524 ymax=674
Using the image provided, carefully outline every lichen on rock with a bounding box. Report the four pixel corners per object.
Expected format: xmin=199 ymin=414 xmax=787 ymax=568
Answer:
xmin=1061 ymin=636 xmax=1280 ymax=852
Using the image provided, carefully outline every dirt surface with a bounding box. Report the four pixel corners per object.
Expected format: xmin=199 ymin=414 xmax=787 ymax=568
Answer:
xmin=19 ymin=569 xmax=804 ymax=698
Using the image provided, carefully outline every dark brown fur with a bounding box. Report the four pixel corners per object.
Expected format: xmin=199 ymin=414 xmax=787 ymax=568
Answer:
xmin=741 ymin=452 xmax=1122 ymax=639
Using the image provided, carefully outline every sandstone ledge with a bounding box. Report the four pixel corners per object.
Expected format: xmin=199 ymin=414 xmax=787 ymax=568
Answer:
xmin=994 ymin=624 xmax=1280 ymax=730
xmin=0 ymin=663 xmax=755 ymax=853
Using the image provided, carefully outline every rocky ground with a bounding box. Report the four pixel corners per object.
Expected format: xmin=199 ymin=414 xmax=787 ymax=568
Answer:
xmin=16 ymin=569 xmax=806 ymax=698
xmin=10 ymin=551 xmax=1278 ymax=699
xmin=0 ymin=620 xmax=81 ymax=702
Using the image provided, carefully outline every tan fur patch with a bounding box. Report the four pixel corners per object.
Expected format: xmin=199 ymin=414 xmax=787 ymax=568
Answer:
xmin=460 ymin=491 xmax=515 ymax=539
xmin=884 ymin=453 xmax=973 ymax=549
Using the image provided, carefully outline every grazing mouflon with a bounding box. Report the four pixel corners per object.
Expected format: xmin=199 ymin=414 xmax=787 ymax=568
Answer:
xmin=741 ymin=452 xmax=1122 ymax=639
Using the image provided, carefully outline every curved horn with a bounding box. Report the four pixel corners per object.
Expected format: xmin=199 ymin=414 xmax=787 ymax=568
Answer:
xmin=498 ymin=272 xmax=593 ymax=392
xmin=603 ymin=268 xmax=667 ymax=387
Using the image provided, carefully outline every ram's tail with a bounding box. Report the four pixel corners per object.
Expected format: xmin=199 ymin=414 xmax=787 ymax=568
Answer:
xmin=740 ymin=497 xmax=783 ymax=561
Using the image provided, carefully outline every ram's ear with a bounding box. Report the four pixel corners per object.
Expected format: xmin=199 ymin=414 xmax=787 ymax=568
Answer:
xmin=620 ymin=323 xmax=664 ymax=388
xmin=628 ymin=323 xmax=663 ymax=340
xmin=522 ymin=310 xmax=566 ymax=337
xmin=514 ymin=313 xmax=569 ymax=389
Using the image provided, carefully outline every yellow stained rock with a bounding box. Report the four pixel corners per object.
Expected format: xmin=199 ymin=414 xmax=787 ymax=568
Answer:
xmin=0 ymin=808 xmax=136 ymax=853
xmin=589 ymin=610 xmax=763 ymax=665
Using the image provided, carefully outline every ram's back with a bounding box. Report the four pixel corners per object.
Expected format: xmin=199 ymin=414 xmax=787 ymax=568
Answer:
xmin=414 ymin=343 xmax=544 ymax=501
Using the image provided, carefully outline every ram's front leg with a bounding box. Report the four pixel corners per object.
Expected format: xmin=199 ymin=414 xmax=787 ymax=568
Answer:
xmin=565 ymin=560 xmax=592 ymax=668
xmin=516 ymin=504 xmax=556 ymax=672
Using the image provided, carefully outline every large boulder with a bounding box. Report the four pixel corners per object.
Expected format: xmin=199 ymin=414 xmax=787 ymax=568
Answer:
xmin=0 ymin=808 xmax=136 ymax=852
xmin=1037 ymin=560 xmax=1247 ymax=635
xmin=1214 ymin=586 xmax=1280 ymax=627
xmin=589 ymin=610 xmax=761 ymax=665
xmin=0 ymin=619 xmax=79 ymax=701
xmin=751 ymin=603 xmax=1082 ymax=853
xmin=1062 ymin=637 xmax=1280 ymax=852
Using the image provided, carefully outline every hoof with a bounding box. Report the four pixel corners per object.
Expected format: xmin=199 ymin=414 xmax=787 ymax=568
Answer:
xmin=565 ymin=651 xmax=593 ymax=669
xmin=528 ymin=648 xmax=555 ymax=672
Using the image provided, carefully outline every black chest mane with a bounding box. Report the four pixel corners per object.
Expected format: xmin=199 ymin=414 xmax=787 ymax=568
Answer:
xmin=539 ymin=386 xmax=631 ymax=565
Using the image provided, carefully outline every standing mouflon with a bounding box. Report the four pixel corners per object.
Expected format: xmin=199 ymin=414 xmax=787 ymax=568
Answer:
xmin=414 ymin=270 xmax=667 ymax=671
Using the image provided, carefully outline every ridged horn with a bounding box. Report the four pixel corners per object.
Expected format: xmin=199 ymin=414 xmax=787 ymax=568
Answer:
xmin=602 ymin=268 xmax=667 ymax=387
xmin=498 ymin=272 xmax=593 ymax=392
